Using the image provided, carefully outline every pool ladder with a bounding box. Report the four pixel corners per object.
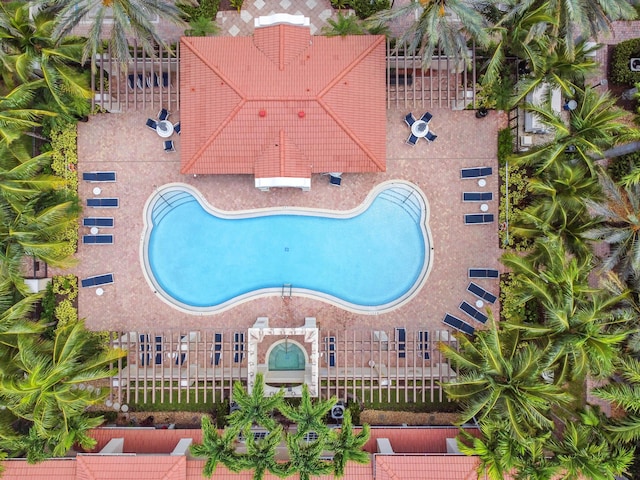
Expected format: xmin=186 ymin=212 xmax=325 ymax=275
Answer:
xmin=281 ymin=284 xmax=292 ymax=298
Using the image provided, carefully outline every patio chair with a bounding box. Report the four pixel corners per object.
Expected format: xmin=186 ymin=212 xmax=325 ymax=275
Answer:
xmin=468 ymin=268 xmax=499 ymax=278
xmin=324 ymin=337 xmax=336 ymax=367
xmin=443 ymin=313 xmax=475 ymax=336
xmin=406 ymin=134 xmax=418 ymax=146
xmin=464 ymin=214 xmax=494 ymax=224
xmin=128 ymin=74 xmax=144 ymax=90
xmin=396 ymin=328 xmax=406 ymax=359
xmin=467 ymin=282 xmax=497 ymax=303
xmin=425 ymin=131 xmax=437 ymax=142
xmin=139 ymin=334 xmax=151 ymax=366
xmin=329 ymin=173 xmax=342 ymax=186
xmin=83 ymin=217 xmax=114 ymax=228
xmin=404 ymin=113 xmax=416 ymax=126
xmin=83 ymin=172 xmax=116 ymax=182
xmin=81 ymin=273 xmax=114 ymax=288
xmin=146 ymin=118 xmax=157 ymax=130
xmin=174 ymin=122 xmax=181 ymax=135
xmin=463 ymin=192 xmax=493 ymax=202
xmin=162 ymin=72 xmax=170 ymax=87
xmin=420 ymin=112 xmax=433 ymax=123
xmin=82 ymin=235 xmax=113 ymax=244
xmin=417 ymin=331 xmax=429 ymax=360
xmin=164 ymin=140 xmax=175 ymax=152
xmin=155 ymin=336 xmax=164 ymax=365
xmin=158 ymin=108 xmax=170 ymax=121
xmin=459 ymin=301 xmax=488 ymax=324
xmin=146 ymin=73 xmax=160 ymax=88
xmin=87 ymin=198 xmax=119 ymax=208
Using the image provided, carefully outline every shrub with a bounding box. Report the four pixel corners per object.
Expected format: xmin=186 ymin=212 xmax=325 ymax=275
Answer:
xmin=53 ymin=275 xmax=78 ymax=300
xmin=350 ymin=0 xmax=390 ymax=19
xmin=50 ymin=123 xmax=79 ymax=192
xmin=180 ymin=0 xmax=220 ymax=20
xmin=54 ymin=299 xmax=78 ymax=328
xmin=497 ymin=128 xmax=513 ymax=167
xmin=41 ymin=281 xmax=57 ymax=324
xmin=499 ymin=164 xmax=531 ymax=250
xmin=607 ymin=152 xmax=640 ymax=182
xmin=611 ymin=38 xmax=640 ymax=86
xmin=499 ymin=273 xmax=539 ymax=324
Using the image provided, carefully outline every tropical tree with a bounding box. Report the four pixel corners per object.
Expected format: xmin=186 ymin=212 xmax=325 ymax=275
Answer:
xmin=328 ymin=410 xmax=370 ymax=478
xmin=322 ymin=12 xmax=367 ymax=36
xmin=0 ymin=319 xmax=125 ymax=457
xmin=367 ymin=0 xmax=489 ymax=68
xmin=228 ymin=373 xmax=284 ymax=433
xmin=440 ymin=315 xmax=573 ymax=441
xmin=0 ymin=82 xmax=56 ymax=145
xmin=242 ymin=426 xmax=288 ymax=480
xmin=35 ymin=0 xmax=190 ymax=66
xmin=279 ymin=384 xmax=336 ymax=438
xmin=283 ymin=434 xmax=333 ymax=480
xmin=0 ymin=2 xmax=92 ymax=115
xmin=190 ymin=416 xmax=244 ymax=478
xmin=583 ymin=169 xmax=640 ymax=283
xmin=513 ymin=87 xmax=631 ymax=175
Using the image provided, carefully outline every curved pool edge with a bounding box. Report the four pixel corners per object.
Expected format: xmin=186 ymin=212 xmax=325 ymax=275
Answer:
xmin=140 ymin=180 xmax=434 ymax=316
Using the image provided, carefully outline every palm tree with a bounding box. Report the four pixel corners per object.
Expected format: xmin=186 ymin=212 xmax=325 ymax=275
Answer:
xmin=228 ymin=373 xmax=284 ymax=433
xmin=440 ymin=315 xmax=573 ymax=441
xmin=283 ymin=434 xmax=333 ymax=480
xmin=322 ymin=12 xmax=367 ymax=36
xmin=510 ymin=162 xmax=600 ymax=258
xmin=190 ymin=416 xmax=245 ymax=478
xmin=242 ymin=426 xmax=288 ymax=480
xmin=0 ymin=319 xmax=125 ymax=457
xmin=328 ymin=410 xmax=370 ymax=478
xmin=366 ymin=0 xmax=489 ymax=68
xmin=0 ymin=82 xmax=57 ymax=145
xmin=513 ymin=87 xmax=631 ymax=176
xmin=502 ymin=236 xmax=631 ymax=379
xmin=583 ymin=169 xmax=640 ymax=282
xmin=35 ymin=0 xmax=189 ymax=66
xmin=0 ymin=2 xmax=91 ymax=115
xmin=279 ymin=384 xmax=336 ymax=438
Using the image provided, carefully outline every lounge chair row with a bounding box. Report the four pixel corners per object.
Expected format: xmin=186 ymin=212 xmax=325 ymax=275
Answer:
xmin=128 ymin=72 xmax=170 ymax=90
xmin=461 ymin=167 xmax=492 ymax=179
xmin=83 ymin=217 xmax=114 ymax=228
xmin=83 ymin=172 xmax=116 ymax=182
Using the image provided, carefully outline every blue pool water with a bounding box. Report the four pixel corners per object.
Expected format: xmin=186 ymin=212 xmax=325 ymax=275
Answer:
xmin=142 ymin=181 xmax=432 ymax=314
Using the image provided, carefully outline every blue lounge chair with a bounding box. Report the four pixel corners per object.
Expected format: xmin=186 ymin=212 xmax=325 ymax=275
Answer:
xmin=425 ymin=131 xmax=437 ymax=142
xmin=164 ymin=140 xmax=175 ymax=152
xmin=463 ymin=192 xmax=493 ymax=202
xmin=329 ymin=173 xmax=341 ymax=186
xmin=87 ymin=198 xmax=119 ymax=208
xmin=128 ymin=74 xmax=144 ymax=90
xmin=83 ymin=172 xmax=116 ymax=182
xmin=469 ymin=268 xmax=499 ymax=278
xmin=155 ymin=336 xmax=164 ymax=365
xmin=234 ymin=332 xmax=244 ymax=363
xmin=81 ymin=273 xmax=114 ymax=288
xmin=460 ymin=301 xmax=488 ymax=324
xmin=162 ymin=72 xmax=170 ymax=87
xmin=417 ymin=331 xmax=429 ymax=360
xmin=443 ymin=313 xmax=475 ymax=335
xmin=396 ymin=328 xmax=406 ymax=358
xmin=324 ymin=336 xmax=336 ymax=367
xmin=420 ymin=112 xmax=433 ymax=123
xmin=139 ymin=334 xmax=151 ymax=366
xmin=158 ymin=108 xmax=170 ymax=121
xmin=83 ymin=217 xmax=114 ymax=228
xmin=146 ymin=118 xmax=157 ymax=130
xmin=146 ymin=73 xmax=160 ymax=88
xmin=82 ymin=235 xmax=113 ymax=244
xmin=461 ymin=167 xmax=493 ymax=179
xmin=465 ymin=214 xmax=494 ymax=224
xmin=404 ymin=113 xmax=416 ymax=126
xmin=468 ymin=282 xmax=497 ymax=303
xmin=174 ymin=122 xmax=181 ymax=135
xmin=211 ymin=333 xmax=222 ymax=366
xmin=406 ymin=134 xmax=418 ymax=146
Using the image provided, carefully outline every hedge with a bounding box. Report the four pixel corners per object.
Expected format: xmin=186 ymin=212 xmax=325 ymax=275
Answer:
xmin=611 ymin=38 xmax=640 ymax=86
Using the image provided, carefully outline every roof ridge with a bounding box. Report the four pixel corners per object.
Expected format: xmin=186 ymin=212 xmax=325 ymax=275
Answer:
xmin=376 ymin=456 xmax=400 ymax=480
xmin=181 ymin=37 xmax=245 ymax=99
xmin=180 ymin=99 xmax=246 ymax=174
xmin=317 ymin=97 xmax=384 ymax=172
xmin=161 ymin=456 xmax=186 ymax=480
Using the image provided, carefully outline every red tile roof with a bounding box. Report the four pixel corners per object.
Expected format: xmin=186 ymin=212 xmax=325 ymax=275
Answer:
xmin=179 ymin=25 xmax=387 ymax=179
xmin=375 ymin=455 xmax=480 ymax=480
xmin=76 ymin=455 xmax=186 ymax=480
xmin=2 ymin=459 xmax=76 ymax=479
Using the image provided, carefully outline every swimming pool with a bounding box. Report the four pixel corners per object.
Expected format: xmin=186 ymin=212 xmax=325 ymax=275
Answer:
xmin=141 ymin=181 xmax=433 ymax=314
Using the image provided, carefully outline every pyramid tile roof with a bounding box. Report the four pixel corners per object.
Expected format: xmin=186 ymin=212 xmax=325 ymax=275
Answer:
xmin=179 ymin=25 xmax=387 ymax=179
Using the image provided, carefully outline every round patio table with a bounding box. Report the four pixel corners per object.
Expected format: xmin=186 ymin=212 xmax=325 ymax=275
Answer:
xmin=156 ymin=120 xmax=174 ymax=138
xmin=411 ymin=120 xmax=429 ymax=137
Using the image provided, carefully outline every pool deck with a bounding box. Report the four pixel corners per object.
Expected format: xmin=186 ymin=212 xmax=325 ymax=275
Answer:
xmin=73 ymin=107 xmax=505 ymax=335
